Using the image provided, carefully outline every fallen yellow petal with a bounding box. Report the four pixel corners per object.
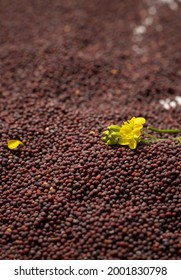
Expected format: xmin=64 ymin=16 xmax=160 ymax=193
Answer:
xmin=7 ymin=139 xmax=24 ymax=150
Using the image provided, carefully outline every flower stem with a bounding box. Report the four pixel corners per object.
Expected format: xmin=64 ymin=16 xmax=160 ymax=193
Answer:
xmin=142 ymin=131 xmax=157 ymax=140
xmin=147 ymin=126 xmax=181 ymax=134
xmin=141 ymin=138 xmax=169 ymax=143
xmin=140 ymin=139 xmax=155 ymax=143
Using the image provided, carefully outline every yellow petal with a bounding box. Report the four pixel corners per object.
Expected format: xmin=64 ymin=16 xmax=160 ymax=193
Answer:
xmin=120 ymin=125 xmax=132 ymax=134
xmin=119 ymin=138 xmax=129 ymax=145
xmin=134 ymin=117 xmax=146 ymax=125
xmin=128 ymin=139 xmax=137 ymax=149
xmin=128 ymin=117 xmax=136 ymax=125
xmin=133 ymin=128 xmax=141 ymax=137
xmin=7 ymin=140 xmax=24 ymax=150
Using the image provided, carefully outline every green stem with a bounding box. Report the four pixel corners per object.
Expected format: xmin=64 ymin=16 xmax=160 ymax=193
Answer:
xmin=140 ymin=139 xmax=156 ymax=143
xmin=141 ymin=136 xmax=181 ymax=145
xmin=142 ymin=131 xmax=158 ymax=140
xmin=141 ymin=138 xmax=169 ymax=143
xmin=147 ymin=126 xmax=181 ymax=134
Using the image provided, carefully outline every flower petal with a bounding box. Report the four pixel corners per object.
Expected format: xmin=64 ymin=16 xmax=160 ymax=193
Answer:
xmin=119 ymin=137 xmax=129 ymax=145
xmin=128 ymin=117 xmax=136 ymax=126
xmin=128 ymin=139 xmax=137 ymax=149
xmin=133 ymin=128 xmax=142 ymax=137
xmin=8 ymin=140 xmax=24 ymax=150
xmin=134 ymin=117 xmax=146 ymax=125
xmin=120 ymin=125 xmax=132 ymax=134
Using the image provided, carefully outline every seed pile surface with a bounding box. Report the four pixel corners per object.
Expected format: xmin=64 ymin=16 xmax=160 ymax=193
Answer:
xmin=0 ymin=0 xmax=181 ymax=259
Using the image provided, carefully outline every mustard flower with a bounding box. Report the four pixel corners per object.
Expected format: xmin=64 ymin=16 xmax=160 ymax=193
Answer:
xmin=102 ymin=116 xmax=180 ymax=149
xmin=119 ymin=117 xmax=146 ymax=149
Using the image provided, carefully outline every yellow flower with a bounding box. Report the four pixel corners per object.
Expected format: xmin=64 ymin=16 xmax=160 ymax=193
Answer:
xmin=7 ymin=139 xmax=24 ymax=150
xmin=119 ymin=117 xmax=146 ymax=149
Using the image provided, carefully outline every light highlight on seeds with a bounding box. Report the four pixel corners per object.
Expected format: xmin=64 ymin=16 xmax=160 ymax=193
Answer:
xmin=132 ymin=0 xmax=180 ymax=54
xmin=159 ymin=96 xmax=181 ymax=109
